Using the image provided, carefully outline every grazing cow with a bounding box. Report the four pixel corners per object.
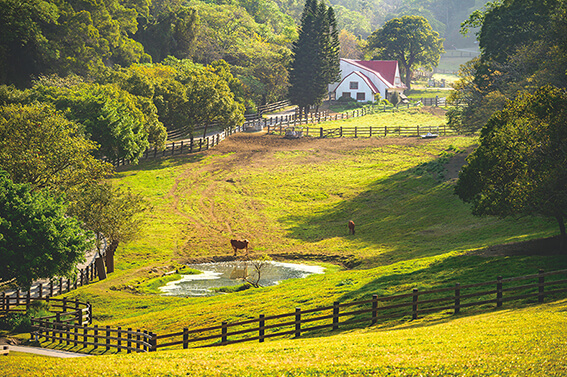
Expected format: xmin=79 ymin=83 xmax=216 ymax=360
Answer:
xmin=348 ymin=220 xmax=355 ymax=235
xmin=230 ymin=239 xmax=249 ymax=256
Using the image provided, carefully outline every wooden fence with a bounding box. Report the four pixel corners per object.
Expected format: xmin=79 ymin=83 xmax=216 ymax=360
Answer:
xmin=1 ymin=252 xmax=105 ymax=311
xmin=31 ymin=316 xmax=153 ymax=353
xmin=2 ymin=269 xmax=566 ymax=354
xmin=112 ymin=99 xmax=461 ymax=167
xmin=152 ymin=269 xmax=566 ymax=351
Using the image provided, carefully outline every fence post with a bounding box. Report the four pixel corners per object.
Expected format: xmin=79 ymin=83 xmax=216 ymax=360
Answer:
xmin=50 ymin=281 xmax=54 ymax=297
xmin=384 ymin=126 xmax=387 ymax=137
xmin=372 ymin=294 xmax=378 ymax=325
xmin=94 ymin=325 xmax=98 ymax=349
xmin=496 ymin=276 xmax=503 ymax=308
xmin=259 ymin=315 xmax=265 ymax=343
xmin=150 ymin=332 xmax=157 ymax=352
xmin=320 ymin=127 xmax=323 ymax=138
xmin=56 ymin=312 xmax=62 ymax=344
xmin=454 ymin=283 xmax=461 ymax=314
xmin=221 ymin=322 xmax=228 ymax=344
xmin=369 ymin=126 xmax=372 ymax=138
xmin=538 ymin=269 xmax=545 ymax=303
xmin=340 ymin=127 xmax=343 ymax=137
xmin=333 ymin=302 xmax=340 ymax=330
xmin=294 ymin=308 xmax=301 ymax=338
xmin=117 ymin=326 xmax=121 ymax=352
xmin=412 ymin=288 xmax=419 ymax=320
xmin=199 ymin=138 xmax=203 ymax=152
xmin=183 ymin=327 xmax=189 ymax=349
xmin=1 ymin=292 xmax=4 ymax=312
xmin=139 ymin=330 xmax=143 ymax=351
xmin=87 ymin=301 xmax=92 ymax=325
xmin=127 ymin=328 xmax=132 ymax=353
xmin=354 ymin=126 xmax=358 ymax=138
xmin=190 ymin=136 xmax=194 ymax=153
xmin=83 ymin=324 xmax=88 ymax=348
xmin=62 ymin=297 xmax=67 ymax=312
xmin=106 ymin=326 xmax=110 ymax=350
xmin=180 ymin=140 xmax=184 ymax=154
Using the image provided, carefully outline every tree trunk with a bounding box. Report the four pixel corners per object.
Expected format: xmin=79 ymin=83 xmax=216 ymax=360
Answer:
xmin=95 ymin=256 xmax=107 ymax=280
xmin=556 ymin=214 xmax=566 ymax=252
xmin=105 ymin=240 xmax=119 ymax=274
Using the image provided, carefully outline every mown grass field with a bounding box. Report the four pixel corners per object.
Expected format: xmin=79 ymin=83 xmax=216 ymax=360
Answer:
xmin=5 ymin=109 xmax=566 ymax=374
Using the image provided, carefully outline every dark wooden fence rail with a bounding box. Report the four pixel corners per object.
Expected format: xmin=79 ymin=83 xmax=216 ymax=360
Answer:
xmin=153 ymin=269 xmax=567 ymax=351
xmin=270 ymin=124 xmax=456 ymax=138
xmin=3 ymin=269 xmax=566 ymax=354
xmin=31 ymin=317 xmax=153 ymax=353
xmin=1 ymin=252 xmax=106 ymax=312
xmin=112 ymin=100 xmax=461 ymax=167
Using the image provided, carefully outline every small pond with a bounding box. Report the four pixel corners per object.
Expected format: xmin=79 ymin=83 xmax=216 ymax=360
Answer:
xmin=159 ymin=261 xmax=325 ymax=297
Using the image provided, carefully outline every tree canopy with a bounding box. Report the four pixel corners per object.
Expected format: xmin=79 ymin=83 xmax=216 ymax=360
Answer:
xmin=455 ymin=86 xmax=567 ymax=252
xmin=289 ymin=0 xmax=340 ymax=117
xmin=0 ymin=171 xmax=92 ymax=287
xmin=0 ymin=102 xmax=112 ymax=193
xmin=68 ymin=183 xmax=147 ymax=274
xmin=449 ymin=0 xmax=567 ymax=133
xmin=366 ymin=15 xmax=444 ymax=90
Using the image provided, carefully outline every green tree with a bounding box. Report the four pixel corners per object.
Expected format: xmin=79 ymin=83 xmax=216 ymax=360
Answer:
xmin=0 ymin=171 xmax=92 ymax=288
xmin=453 ymin=0 xmax=567 ymax=133
xmin=366 ymin=15 xmax=444 ymax=90
xmin=68 ymin=184 xmax=147 ymax=274
xmin=0 ymin=103 xmax=112 ymax=193
xmin=455 ymin=86 xmax=567 ymax=252
xmin=289 ymin=0 xmax=340 ymax=117
xmin=33 ymin=83 xmax=152 ymax=162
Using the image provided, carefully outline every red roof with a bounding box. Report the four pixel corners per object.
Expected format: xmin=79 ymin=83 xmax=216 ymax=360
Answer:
xmin=353 ymin=60 xmax=398 ymax=86
xmin=342 ymin=59 xmax=402 ymax=88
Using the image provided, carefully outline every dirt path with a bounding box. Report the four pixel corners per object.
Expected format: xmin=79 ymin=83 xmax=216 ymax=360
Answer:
xmin=7 ymin=345 xmax=92 ymax=358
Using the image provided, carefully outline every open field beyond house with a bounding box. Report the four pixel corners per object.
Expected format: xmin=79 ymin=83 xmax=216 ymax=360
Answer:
xmin=4 ymin=130 xmax=566 ymax=375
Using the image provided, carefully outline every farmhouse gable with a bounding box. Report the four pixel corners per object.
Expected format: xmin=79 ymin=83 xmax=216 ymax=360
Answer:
xmin=329 ymin=59 xmax=406 ymax=102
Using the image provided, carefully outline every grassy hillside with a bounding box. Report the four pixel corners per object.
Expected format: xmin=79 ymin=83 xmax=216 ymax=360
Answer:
xmin=7 ymin=122 xmax=565 ymax=374
xmin=46 ymin=131 xmax=562 ymax=335
xmin=4 ymin=299 xmax=567 ymax=376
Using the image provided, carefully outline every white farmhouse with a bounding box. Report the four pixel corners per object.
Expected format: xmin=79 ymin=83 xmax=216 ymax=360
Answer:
xmin=329 ymin=59 xmax=406 ymax=102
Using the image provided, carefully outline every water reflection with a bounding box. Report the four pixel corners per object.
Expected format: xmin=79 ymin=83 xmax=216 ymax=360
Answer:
xmin=160 ymin=261 xmax=325 ymax=297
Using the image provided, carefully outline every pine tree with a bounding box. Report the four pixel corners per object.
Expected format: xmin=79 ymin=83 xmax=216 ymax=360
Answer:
xmin=289 ymin=0 xmax=340 ymax=118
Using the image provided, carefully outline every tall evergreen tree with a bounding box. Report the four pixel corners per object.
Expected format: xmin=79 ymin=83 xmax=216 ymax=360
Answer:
xmin=289 ymin=0 xmax=340 ymax=118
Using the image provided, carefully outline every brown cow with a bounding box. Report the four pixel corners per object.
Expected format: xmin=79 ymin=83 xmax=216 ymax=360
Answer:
xmin=230 ymin=239 xmax=249 ymax=256
xmin=348 ymin=220 xmax=355 ymax=235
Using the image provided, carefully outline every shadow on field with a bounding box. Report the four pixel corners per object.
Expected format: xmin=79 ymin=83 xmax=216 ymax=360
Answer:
xmin=115 ymin=153 xmax=205 ymax=173
xmin=284 ymin=160 xmax=555 ymax=267
xmin=336 ymin=252 xmax=567 ymax=305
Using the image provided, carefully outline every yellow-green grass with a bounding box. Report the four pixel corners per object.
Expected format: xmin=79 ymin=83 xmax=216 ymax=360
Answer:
xmin=5 ymin=299 xmax=567 ymax=376
xmin=315 ymin=107 xmax=448 ymax=130
xmin=42 ymin=133 xmax=562 ymax=338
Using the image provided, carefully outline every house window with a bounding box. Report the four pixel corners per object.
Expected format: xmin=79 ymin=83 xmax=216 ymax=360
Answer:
xmin=349 ymin=82 xmax=358 ymax=90
xmin=356 ymin=92 xmax=365 ymax=101
xmin=342 ymin=92 xmax=351 ymax=99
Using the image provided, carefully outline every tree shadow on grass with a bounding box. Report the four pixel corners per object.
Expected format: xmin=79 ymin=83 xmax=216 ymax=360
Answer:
xmin=284 ymin=162 xmax=556 ymax=267
xmin=115 ymin=153 xmax=206 ymax=173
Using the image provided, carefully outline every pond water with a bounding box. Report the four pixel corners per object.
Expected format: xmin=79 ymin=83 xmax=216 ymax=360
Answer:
xmin=159 ymin=261 xmax=325 ymax=297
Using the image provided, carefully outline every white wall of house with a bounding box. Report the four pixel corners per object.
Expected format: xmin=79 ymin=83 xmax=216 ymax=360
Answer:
xmin=334 ymin=76 xmax=374 ymax=102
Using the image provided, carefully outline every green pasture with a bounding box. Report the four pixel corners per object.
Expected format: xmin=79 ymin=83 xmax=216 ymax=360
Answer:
xmin=4 ymin=299 xmax=567 ymax=376
xmin=309 ymin=106 xmax=449 ymax=131
xmin=7 ymin=111 xmax=566 ymax=373
xmin=37 ymin=132 xmax=561 ymax=335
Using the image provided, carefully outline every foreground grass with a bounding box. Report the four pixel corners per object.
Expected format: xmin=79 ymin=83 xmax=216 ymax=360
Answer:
xmin=5 ymin=299 xmax=567 ymax=376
